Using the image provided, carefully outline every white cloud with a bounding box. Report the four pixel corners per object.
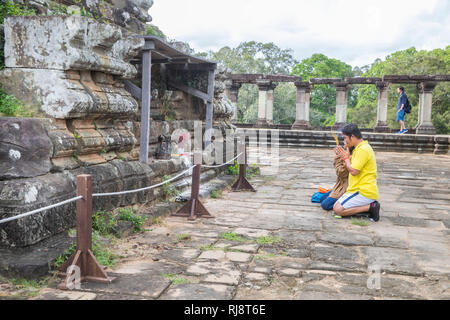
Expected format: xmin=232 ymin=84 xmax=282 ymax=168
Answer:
xmin=150 ymin=0 xmax=450 ymax=67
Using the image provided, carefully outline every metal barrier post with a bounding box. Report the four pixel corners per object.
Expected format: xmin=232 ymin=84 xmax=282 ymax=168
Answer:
xmin=172 ymin=153 xmax=214 ymax=221
xmin=232 ymin=137 xmax=256 ymax=192
xmin=58 ymin=175 xmax=116 ymax=290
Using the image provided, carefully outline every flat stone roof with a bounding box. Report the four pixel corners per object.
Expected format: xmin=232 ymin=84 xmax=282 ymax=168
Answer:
xmin=132 ymin=35 xmax=217 ymax=69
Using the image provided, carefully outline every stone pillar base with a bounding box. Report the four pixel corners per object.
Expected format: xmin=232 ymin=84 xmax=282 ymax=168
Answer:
xmin=254 ymin=119 xmax=270 ymax=128
xmin=416 ymin=125 xmax=436 ymax=135
xmin=332 ymin=122 xmax=347 ymax=131
xmin=291 ymin=120 xmax=311 ymax=130
xmin=374 ymin=122 xmax=390 ymax=133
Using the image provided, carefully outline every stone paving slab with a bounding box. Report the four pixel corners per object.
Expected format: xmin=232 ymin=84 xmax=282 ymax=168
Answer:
xmin=77 ymin=273 xmax=171 ymax=299
xmin=6 ymin=147 xmax=450 ymax=300
xmin=161 ymin=283 xmax=235 ymax=300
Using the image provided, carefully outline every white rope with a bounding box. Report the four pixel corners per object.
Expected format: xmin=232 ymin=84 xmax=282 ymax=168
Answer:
xmin=0 ymin=196 xmax=83 ymax=225
xmin=203 ymin=153 xmax=244 ymax=169
xmin=0 ymin=155 xmax=243 ymax=225
xmin=92 ymin=165 xmax=196 ymax=198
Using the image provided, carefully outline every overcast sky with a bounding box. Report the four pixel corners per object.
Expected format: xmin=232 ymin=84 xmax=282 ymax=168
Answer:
xmin=149 ymin=0 xmax=450 ymax=68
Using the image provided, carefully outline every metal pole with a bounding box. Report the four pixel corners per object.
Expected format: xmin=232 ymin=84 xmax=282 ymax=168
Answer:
xmin=76 ymin=175 xmax=92 ymax=253
xmin=172 ymin=153 xmax=214 ymax=221
xmin=58 ymin=175 xmax=115 ymax=289
xmin=139 ymin=40 xmax=155 ymax=163
xmin=232 ymin=136 xmax=256 ymax=192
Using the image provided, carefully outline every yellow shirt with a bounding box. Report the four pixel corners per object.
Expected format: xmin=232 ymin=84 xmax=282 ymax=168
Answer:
xmin=347 ymin=140 xmax=379 ymax=200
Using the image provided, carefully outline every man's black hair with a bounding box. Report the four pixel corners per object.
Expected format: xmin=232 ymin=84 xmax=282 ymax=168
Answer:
xmin=398 ymin=86 xmax=405 ymax=92
xmin=341 ymin=124 xmax=363 ymax=139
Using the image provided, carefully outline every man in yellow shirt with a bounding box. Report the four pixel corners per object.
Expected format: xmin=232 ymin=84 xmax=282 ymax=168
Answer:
xmin=333 ymin=124 xmax=380 ymax=222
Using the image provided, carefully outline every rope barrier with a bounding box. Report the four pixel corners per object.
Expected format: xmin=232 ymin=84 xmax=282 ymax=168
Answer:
xmin=0 ymin=151 xmax=245 ymax=225
xmin=0 ymin=195 xmax=83 ymax=225
xmin=92 ymin=165 xmax=196 ymax=198
xmin=202 ymin=153 xmax=243 ymax=169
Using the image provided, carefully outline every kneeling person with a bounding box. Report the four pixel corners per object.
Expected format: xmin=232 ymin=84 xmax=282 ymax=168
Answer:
xmin=333 ymin=124 xmax=380 ymax=222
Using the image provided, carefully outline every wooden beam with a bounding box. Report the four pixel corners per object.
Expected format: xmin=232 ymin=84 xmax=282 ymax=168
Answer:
xmin=140 ymin=49 xmax=152 ymax=163
xmin=152 ymin=59 xmax=171 ymax=64
xmin=171 ymin=58 xmax=191 ymax=63
xmin=124 ymin=80 xmax=142 ymax=101
xmin=167 ymin=63 xmax=217 ymax=71
xmin=167 ymin=79 xmax=211 ymax=103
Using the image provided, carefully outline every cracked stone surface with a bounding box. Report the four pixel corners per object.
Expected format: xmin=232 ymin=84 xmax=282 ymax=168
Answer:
xmin=3 ymin=147 xmax=450 ymax=300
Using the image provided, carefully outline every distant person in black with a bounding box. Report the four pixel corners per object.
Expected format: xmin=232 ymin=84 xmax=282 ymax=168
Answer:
xmin=396 ymin=87 xmax=408 ymax=134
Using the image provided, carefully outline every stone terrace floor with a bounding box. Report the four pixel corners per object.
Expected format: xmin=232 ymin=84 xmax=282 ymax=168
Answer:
xmin=4 ymin=147 xmax=450 ymax=300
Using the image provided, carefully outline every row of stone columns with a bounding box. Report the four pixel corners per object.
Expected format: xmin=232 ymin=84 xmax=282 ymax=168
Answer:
xmin=229 ymin=79 xmax=439 ymax=134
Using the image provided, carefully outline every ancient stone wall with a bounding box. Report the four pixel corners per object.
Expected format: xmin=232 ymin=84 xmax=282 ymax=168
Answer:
xmin=20 ymin=0 xmax=154 ymax=34
xmin=0 ymin=15 xmax=237 ymax=248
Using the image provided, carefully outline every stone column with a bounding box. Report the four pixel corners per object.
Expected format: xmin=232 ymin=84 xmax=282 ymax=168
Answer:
xmin=416 ymin=81 xmax=438 ymax=135
xmin=255 ymin=80 xmax=272 ymax=128
xmin=374 ymin=81 xmax=391 ymax=132
xmin=332 ymin=82 xmax=351 ymax=130
xmin=226 ymin=81 xmax=241 ymax=122
xmin=266 ymin=83 xmax=277 ymax=126
xmin=292 ymin=81 xmax=312 ymax=130
xmin=416 ymin=85 xmax=424 ymax=130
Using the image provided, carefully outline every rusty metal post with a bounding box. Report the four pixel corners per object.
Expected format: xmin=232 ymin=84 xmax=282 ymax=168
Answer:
xmin=232 ymin=137 xmax=256 ymax=192
xmin=172 ymin=153 xmax=214 ymax=221
xmin=58 ymin=175 xmax=116 ymax=290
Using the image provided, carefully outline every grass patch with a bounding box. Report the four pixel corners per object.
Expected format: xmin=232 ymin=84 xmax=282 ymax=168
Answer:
xmin=92 ymin=210 xmax=118 ymax=235
xmin=53 ymin=230 xmax=118 ymax=271
xmin=226 ymin=162 xmax=260 ymax=179
xmin=199 ymin=244 xmax=221 ymax=252
xmin=220 ymin=232 xmax=247 ymax=242
xmin=118 ymin=208 xmax=148 ymax=233
xmin=174 ymin=234 xmax=192 ymax=244
xmin=92 ymin=208 xmax=148 ymax=235
xmin=254 ymin=253 xmax=277 ymax=260
xmin=246 ymin=164 xmax=261 ymax=178
xmin=91 ymin=231 xmax=118 ymax=268
xmin=0 ymin=84 xmax=36 ymax=117
xmin=53 ymin=242 xmax=77 ymax=269
xmin=152 ymin=217 xmax=164 ymax=226
xmin=162 ymin=273 xmax=192 ymax=286
xmin=5 ymin=277 xmax=49 ymax=298
xmin=161 ymin=175 xmax=180 ymax=200
xmin=226 ymin=161 xmax=239 ymax=176
xmin=351 ymin=218 xmax=370 ymax=227
xmin=210 ymin=189 xmax=223 ymax=199
xmin=256 ymin=236 xmax=282 ymax=246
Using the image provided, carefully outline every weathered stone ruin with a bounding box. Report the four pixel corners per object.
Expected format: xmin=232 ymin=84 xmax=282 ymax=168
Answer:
xmin=15 ymin=0 xmax=154 ymax=34
xmin=0 ymin=12 xmax=237 ymax=250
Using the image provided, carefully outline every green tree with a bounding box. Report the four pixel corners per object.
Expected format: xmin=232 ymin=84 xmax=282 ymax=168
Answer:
xmin=203 ymin=41 xmax=298 ymax=124
xmin=351 ymin=47 xmax=449 ymax=133
xmin=291 ymin=53 xmax=355 ymax=127
xmin=208 ymin=41 xmax=298 ymax=75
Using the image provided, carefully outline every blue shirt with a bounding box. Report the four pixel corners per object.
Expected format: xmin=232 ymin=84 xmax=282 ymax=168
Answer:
xmin=397 ymin=93 xmax=407 ymax=111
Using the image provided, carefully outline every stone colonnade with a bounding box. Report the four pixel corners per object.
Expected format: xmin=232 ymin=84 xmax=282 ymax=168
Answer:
xmin=226 ymin=74 xmax=302 ymax=128
xmin=227 ymin=74 xmax=450 ymax=135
